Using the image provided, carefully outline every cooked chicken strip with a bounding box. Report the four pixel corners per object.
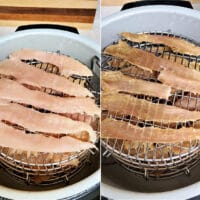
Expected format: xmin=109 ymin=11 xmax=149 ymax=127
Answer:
xmin=104 ymin=41 xmax=191 ymax=73
xmin=0 ymin=58 xmax=93 ymax=97
xmin=104 ymin=41 xmax=165 ymax=72
xmin=0 ymin=79 xmax=99 ymax=116
xmin=158 ymin=68 xmax=200 ymax=94
xmin=161 ymin=53 xmax=199 ymax=71
xmin=102 ymin=71 xmax=171 ymax=99
xmin=160 ymin=64 xmax=200 ymax=82
xmin=102 ymin=93 xmax=200 ymax=122
xmin=113 ymin=36 xmax=199 ymax=72
xmin=121 ymin=32 xmax=200 ymax=56
xmin=174 ymin=94 xmax=200 ymax=112
xmin=0 ymin=100 xmax=96 ymax=142
xmin=107 ymin=58 xmax=131 ymax=68
xmin=121 ymin=65 xmax=158 ymax=80
xmin=101 ymin=118 xmax=200 ymax=143
xmin=105 ymin=42 xmax=200 ymax=95
xmin=106 ymin=58 xmax=158 ymax=80
xmin=10 ymin=49 xmax=92 ymax=77
xmin=0 ymin=122 xmax=95 ymax=153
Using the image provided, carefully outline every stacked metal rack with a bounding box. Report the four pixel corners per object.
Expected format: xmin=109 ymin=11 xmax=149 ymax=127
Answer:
xmin=0 ymin=55 xmax=100 ymax=185
xmin=102 ymin=32 xmax=200 ymax=179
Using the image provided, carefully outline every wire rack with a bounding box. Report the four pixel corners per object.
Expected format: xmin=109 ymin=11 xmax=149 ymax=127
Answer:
xmin=0 ymin=54 xmax=100 ymax=185
xmin=101 ymin=32 xmax=200 ymax=179
xmin=0 ymin=148 xmax=91 ymax=185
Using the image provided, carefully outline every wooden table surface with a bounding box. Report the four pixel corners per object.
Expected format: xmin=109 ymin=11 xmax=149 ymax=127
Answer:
xmin=0 ymin=0 xmax=98 ymax=29
xmin=0 ymin=0 xmax=97 ymax=9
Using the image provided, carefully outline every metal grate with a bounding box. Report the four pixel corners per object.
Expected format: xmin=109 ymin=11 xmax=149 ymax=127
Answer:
xmin=101 ymin=32 xmax=200 ymax=179
xmin=0 ymin=53 xmax=100 ymax=185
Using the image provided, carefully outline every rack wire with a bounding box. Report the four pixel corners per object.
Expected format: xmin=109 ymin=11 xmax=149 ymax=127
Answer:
xmin=0 ymin=54 xmax=100 ymax=185
xmin=102 ymin=32 xmax=200 ymax=179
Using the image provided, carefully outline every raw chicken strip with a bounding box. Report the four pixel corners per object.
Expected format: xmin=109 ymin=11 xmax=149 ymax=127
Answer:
xmin=0 ymin=58 xmax=93 ymax=97
xmin=0 ymin=100 xmax=96 ymax=142
xmin=11 ymin=49 xmax=92 ymax=77
xmin=0 ymin=122 xmax=95 ymax=153
xmin=0 ymin=78 xmax=99 ymax=116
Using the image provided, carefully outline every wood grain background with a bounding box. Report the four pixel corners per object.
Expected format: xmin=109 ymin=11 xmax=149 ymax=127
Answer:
xmin=0 ymin=0 xmax=98 ymax=9
xmin=0 ymin=0 xmax=98 ymax=29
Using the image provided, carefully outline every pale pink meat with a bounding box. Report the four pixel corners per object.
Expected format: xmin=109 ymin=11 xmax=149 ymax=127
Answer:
xmin=0 ymin=101 xmax=96 ymax=142
xmin=0 ymin=58 xmax=93 ymax=97
xmin=0 ymin=78 xmax=100 ymax=116
xmin=0 ymin=122 xmax=95 ymax=153
xmin=10 ymin=49 xmax=93 ymax=77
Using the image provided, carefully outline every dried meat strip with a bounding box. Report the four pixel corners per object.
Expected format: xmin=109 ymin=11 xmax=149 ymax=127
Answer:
xmin=105 ymin=41 xmax=200 ymax=95
xmin=102 ymin=93 xmax=200 ymax=122
xmin=102 ymin=118 xmax=200 ymax=143
xmin=121 ymin=32 xmax=200 ymax=56
xmin=104 ymin=41 xmax=193 ymax=73
xmin=158 ymin=68 xmax=200 ymax=94
xmin=102 ymin=71 xmax=171 ymax=99
xmin=104 ymin=41 xmax=167 ymax=72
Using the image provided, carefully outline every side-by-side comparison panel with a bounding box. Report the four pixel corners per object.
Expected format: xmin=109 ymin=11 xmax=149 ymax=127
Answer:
xmin=0 ymin=1 xmax=200 ymax=200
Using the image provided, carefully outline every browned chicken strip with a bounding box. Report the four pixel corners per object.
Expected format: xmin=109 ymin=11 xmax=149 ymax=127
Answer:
xmin=121 ymin=32 xmax=200 ymax=56
xmin=104 ymin=40 xmax=182 ymax=72
xmin=158 ymin=68 xmax=200 ymax=94
xmin=102 ymin=93 xmax=200 ymax=122
xmin=102 ymin=118 xmax=200 ymax=143
xmin=102 ymin=71 xmax=171 ymax=99
xmin=104 ymin=40 xmax=196 ymax=74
